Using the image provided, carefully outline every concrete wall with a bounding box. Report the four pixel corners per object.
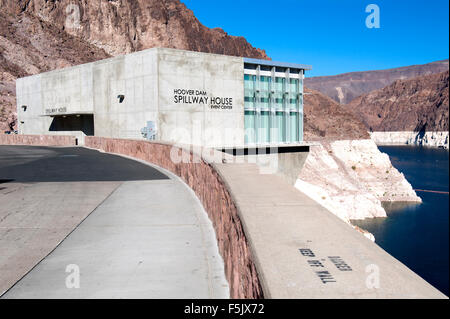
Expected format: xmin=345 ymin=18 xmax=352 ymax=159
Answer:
xmin=157 ymin=48 xmax=244 ymax=147
xmin=40 ymin=64 xmax=94 ymax=115
xmin=16 ymin=48 xmax=245 ymax=147
xmin=16 ymin=74 xmax=44 ymax=135
xmin=16 ymin=63 xmax=95 ymax=136
xmin=92 ymin=50 xmax=159 ymax=139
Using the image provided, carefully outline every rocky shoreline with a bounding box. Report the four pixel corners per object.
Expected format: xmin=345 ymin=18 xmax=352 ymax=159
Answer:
xmin=370 ymin=131 xmax=449 ymax=149
xmin=295 ymin=139 xmax=422 ymax=240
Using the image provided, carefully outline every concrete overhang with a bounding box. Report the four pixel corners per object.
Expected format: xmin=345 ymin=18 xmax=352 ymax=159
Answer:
xmin=244 ymin=57 xmax=312 ymax=71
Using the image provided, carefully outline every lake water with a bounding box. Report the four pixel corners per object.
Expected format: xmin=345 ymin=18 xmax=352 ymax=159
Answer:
xmin=352 ymin=145 xmax=449 ymax=297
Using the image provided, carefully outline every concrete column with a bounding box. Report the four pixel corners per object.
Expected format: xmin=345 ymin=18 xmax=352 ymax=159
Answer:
xmin=256 ymin=65 xmax=261 ymax=144
xmin=285 ymin=68 xmax=290 ymax=143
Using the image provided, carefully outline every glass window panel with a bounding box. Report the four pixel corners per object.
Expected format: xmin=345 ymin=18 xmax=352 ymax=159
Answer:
xmin=275 ymin=111 xmax=284 ymax=143
xmin=289 ymin=97 xmax=297 ymax=110
xmin=298 ymin=111 xmax=303 ymax=142
xmin=244 ymin=75 xmax=254 ymax=89
xmin=244 ymin=89 xmax=254 ymax=98
xmin=244 ymin=96 xmax=254 ymax=109
xmin=274 ymin=78 xmax=283 ymax=92
xmin=260 ymin=111 xmax=270 ymax=143
xmin=282 ymin=112 xmax=288 ymax=142
xmin=244 ymin=110 xmax=256 ymax=144
xmin=290 ymin=79 xmax=298 ymax=95
xmin=282 ymin=94 xmax=288 ymax=111
xmin=260 ymin=76 xmax=269 ymax=92
xmin=260 ymin=96 xmax=269 ymax=109
xmin=244 ymin=74 xmax=255 ymax=110
xmin=290 ymin=112 xmax=299 ymax=142
xmin=259 ymin=75 xmax=269 ymax=110
xmin=274 ymin=96 xmax=283 ymax=110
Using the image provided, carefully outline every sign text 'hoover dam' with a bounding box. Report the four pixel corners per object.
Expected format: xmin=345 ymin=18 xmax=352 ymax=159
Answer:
xmin=173 ymin=89 xmax=233 ymax=110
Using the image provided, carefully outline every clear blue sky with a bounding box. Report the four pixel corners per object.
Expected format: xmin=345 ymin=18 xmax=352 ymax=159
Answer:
xmin=182 ymin=0 xmax=449 ymax=77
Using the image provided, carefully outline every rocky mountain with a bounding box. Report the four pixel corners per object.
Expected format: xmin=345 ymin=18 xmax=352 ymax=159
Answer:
xmin=305 ymin=60 xmax=449 ymax=104
xmin=303 ymin=88 xmax=370 ymax=140
xmin=3 ymin=0 xmax=269 ymax=59
xmin=346 ymin=71 xmax=449 ymax=132
xmin=0 ymin=0 xmax=269 ymax=131
xmin=0 ymin=10 xmax=110 ymax=131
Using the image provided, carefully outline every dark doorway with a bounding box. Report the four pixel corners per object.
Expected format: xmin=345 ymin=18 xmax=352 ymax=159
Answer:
xmin=49 ymin=114 xmax=94 ymax=136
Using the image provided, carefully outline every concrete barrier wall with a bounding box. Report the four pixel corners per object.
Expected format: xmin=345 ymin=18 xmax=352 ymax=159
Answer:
xmin=0 ymin=134 xmax=77 ymax=146
xmin=85 ymin=137 xmax=264 ymax=299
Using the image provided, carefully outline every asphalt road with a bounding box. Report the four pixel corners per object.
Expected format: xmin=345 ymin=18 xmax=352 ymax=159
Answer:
xmin=0 ymin=146 xmax=228 ymax=298
xmin=0 ymin=145 xmax=168 ymax=182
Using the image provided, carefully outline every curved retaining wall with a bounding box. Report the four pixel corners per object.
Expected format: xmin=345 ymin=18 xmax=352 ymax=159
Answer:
xmin=85 ymin=137 xmax=264 ymax=299
xmin=0 ymin=134 xmax=77 ymax=146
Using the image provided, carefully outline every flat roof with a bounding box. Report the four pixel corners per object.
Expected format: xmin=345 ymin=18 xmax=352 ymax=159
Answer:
xmin=244 ymin=57 xmax=312 ymax=71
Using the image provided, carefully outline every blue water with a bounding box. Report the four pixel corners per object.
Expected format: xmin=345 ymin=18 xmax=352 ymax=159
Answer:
xmin=353 ymin=145 xmax=449 ymax=296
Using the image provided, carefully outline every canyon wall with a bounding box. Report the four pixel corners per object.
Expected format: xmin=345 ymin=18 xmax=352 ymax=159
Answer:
xmin=306 ymin=64 xmax=449 ymax=154
xmin=346 ymin=71 xmax=449 ymax=134
xmin=303 ymin=88 xmax=370 ymax=140
xmin=305 ymin=59 xmax=449 ymax=104
xmin=3 ymin=0 xmax=269 ymax=59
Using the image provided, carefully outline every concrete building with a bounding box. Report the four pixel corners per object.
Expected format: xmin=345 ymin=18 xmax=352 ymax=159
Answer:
xmin=16 ymin=48 xmax=311 ymax=147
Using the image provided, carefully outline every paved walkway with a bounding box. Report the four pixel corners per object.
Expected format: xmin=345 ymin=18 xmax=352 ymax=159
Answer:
xmin=0 ymin=146 xmax=228 ymax=298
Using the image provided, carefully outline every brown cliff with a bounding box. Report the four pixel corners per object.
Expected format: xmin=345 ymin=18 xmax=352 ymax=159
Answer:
xmin=304 ymin=88 xmax=370 ymax=140
xmin=305 ymin=60 xmax=449 ymax=104
xmin=4 ymin=0 xmax=269 ymax=59
xmin=346 ymin=71 xmax=449 ymax=132
xmin=0 ymin=11 xmax=110 ymax=131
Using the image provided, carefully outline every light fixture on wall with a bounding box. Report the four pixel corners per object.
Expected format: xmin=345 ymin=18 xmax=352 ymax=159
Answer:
xmin=117 ymin=95 xmax=125 ymax=103
xmin=21 ymin=105 xmax=27 ymax=111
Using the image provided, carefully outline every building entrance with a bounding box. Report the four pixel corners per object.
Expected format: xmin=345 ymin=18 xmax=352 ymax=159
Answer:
xmin=49 ymin=114 xmax=94 ymax=136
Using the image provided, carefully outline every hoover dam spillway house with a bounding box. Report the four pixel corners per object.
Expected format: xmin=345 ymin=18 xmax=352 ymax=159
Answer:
xmin=15 ymin=48 xmax=311 ymax=147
